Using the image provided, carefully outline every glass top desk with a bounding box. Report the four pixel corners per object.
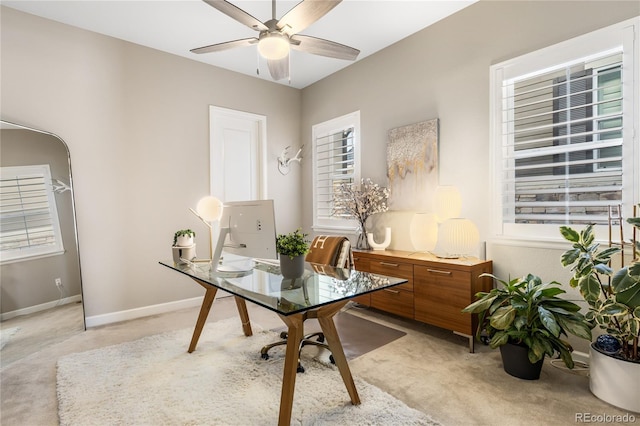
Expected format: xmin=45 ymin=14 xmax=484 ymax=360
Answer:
xmin=159 ymin=259 xmax=408 ymax=426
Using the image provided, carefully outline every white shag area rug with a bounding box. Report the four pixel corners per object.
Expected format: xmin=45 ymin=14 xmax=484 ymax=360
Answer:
xmin=57 ymin=318 xmax=439 ymax=426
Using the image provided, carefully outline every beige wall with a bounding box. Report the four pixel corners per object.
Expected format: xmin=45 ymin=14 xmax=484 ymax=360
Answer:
xmin=1 ymin=7 xmax=302 ymax=322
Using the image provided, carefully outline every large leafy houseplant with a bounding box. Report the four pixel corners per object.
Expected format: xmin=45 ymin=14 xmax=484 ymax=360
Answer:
xmin=463 ymin=273 xmax=592 ymax=368
xmin=559 ymin=207 xmax=640 ymax=362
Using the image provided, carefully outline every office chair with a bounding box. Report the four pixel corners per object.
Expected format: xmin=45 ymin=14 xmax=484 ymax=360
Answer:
xmin=260 ymin=235 xmax=353 ymax=372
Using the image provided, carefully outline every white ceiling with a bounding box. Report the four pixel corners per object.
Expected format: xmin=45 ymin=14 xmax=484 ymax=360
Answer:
xmin=2 ymin=0 xmax=477 ymax=89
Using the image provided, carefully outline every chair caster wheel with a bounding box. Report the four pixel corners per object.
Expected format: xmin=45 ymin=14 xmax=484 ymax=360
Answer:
xmin=279 ymin=331 xmax=288 ymax=339
xmin=329 ymin=355 xmax=335 ymax=365
xmin=261 ymin=353 xmax=269 ymax=360
xmin=297 ymin=363 xmax=305 ymax=373
xmin=480 ymin=336 xmax=490 ymax=345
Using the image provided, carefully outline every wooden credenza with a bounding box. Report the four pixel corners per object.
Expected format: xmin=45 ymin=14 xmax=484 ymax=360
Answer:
xmin=352 ymin=249 xmax=493 ymax=352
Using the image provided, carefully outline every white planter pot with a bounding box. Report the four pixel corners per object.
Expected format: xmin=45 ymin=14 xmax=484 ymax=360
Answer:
xmin=589 ymin=344 xmax=640 ymax=413
xmin=176 ymin=235 xmax=194 ymax=247
xmin=172 ymin=244 xmax=196 ymax=264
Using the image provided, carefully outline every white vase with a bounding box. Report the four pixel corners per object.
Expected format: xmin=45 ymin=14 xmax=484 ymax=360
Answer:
xmin=589 ymin=343 xmax=640 ymax=413
xmin=367 ymin=227 xmax=391 ymax=251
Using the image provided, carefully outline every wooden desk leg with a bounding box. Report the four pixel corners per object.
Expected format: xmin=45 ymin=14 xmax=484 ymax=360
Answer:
xmin=188 ymin=286 xmax=218 ymax=353
xmin=234 ymin=296 xmax=253 ymax=336
xmin=277 ymin=313 xmax=304 ymax=426
xmin=317 ymin=302 xmax=361 ymax=405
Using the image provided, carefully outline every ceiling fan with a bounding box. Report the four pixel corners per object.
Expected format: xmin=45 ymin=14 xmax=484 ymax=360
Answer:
xmin=191 ymin=0 xmax=360 ymax=81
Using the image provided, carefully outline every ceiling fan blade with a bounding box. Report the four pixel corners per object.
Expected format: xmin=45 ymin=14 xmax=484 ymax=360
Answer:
xmin=267 ymin=57 xmax=289 ymax=81
xmin=277 ymin=0 xmax=341 ymax=35
xmin=191 ymin=38 xmax=258 ymax=54
xmin=290 ymin=35 xmax=359 ymax=61
xmin=202 ymin=0 xmax=268 ymax=32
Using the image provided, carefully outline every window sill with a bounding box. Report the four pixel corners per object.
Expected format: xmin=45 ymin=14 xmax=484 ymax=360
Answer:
xmin=311 ymin=224 xmax=359 ymax=235
xmin=0 ymin=249 xmax=66 ymax=265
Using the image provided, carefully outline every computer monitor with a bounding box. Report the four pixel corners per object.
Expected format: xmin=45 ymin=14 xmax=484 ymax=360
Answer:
xmin=211 ymin=199 xmax=277 ymax=272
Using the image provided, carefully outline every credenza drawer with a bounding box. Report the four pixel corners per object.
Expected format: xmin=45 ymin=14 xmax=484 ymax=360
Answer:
xmin=414 ymin=265 xmax=473 ymax=334
xmin=369 ymin=260 xmax=413 ymax=292
xmin=370 ymin=286 xmax=414 ymax=319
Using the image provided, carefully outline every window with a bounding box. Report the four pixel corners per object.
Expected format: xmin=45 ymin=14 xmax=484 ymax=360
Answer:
xmin=312 ymin=111 xmax=361 ymax=232
xmin=490 ymin=18 xmax=639 ymax=242
xmin=0 ymin=165 xmax=64 ymax=263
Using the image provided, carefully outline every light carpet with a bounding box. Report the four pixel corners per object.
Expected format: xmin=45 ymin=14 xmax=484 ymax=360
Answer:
xmin=57 ymin=318 xmax=438 ymax=425
xmin=0 ymin=326 xmax=20 ymax=350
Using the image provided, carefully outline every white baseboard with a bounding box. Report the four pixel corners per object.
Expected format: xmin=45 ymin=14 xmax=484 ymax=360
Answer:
xmin=84 ymin=296 xmax=205 ymax=328
xmin=0 ymin=295 xmax=82 ymax=321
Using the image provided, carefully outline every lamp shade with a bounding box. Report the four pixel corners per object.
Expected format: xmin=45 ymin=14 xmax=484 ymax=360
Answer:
xmin=196 ymin=196 xmax=223 ymax=222
xmin=410 ymin=212 xmax=438 ymax=251
xmin=435 ymin=186 xmax=462 ymax=222
xmin=258 ymin=33 xmax=290 ymax=60
xmin=439 ymin=218 xmax=479 ymax=257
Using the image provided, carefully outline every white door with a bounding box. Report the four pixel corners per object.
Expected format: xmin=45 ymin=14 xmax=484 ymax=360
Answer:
xmin=209 ymin=106 xmax=267 ymax=202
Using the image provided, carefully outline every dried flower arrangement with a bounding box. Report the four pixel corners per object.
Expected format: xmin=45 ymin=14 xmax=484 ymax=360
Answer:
xmin=332 ymin=178 xmax=390 ymax=249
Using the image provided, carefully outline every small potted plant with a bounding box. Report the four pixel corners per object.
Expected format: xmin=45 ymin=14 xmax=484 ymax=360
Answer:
xmin=463 ymin=273 xmax=591 ymax=380
xmin=172 ymin=229 xmax=196 ymax=264
xmin=276 ymin=228 xmax=310 ymax=279
xmin=173 ymin=229 xmax=195 ymax=247
xmin=559 ymin=206 xmax=640 ymax=412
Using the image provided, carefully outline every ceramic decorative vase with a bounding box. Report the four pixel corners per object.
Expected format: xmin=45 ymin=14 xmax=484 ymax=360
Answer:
xmin=499 ymin=342 xmax=543 ymax=380
xmin=367 ymin=227 xmax=392 ymax=251
xmin=279 ymin=254 xmax=305 ymax=279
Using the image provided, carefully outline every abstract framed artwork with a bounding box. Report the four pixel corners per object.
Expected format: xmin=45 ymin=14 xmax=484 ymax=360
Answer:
xmin=386 ymin=118 xmax=439 ymax=210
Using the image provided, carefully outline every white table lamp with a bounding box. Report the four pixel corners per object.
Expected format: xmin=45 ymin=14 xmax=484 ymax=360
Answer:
xmin=410 ymin=212 xmax=439 ymax=251
xmin=189 ymin=196 xmax=223 ymax=262
xmin=438 ymin=218 xmax=479 ymax=258
xmin=435 ymin=186 xmax=462 ymax=222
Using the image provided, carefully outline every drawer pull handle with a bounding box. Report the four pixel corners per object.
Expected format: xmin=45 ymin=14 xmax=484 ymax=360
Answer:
xmin=383 ymin=289 xmax=400 ymax=294
xmin=380 ymin=262 xmax=399 ymax=267
xmin=427 ymin=269 xmax=452 ymax=275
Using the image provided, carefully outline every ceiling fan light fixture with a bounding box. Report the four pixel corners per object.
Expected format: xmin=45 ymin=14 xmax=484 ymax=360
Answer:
xmin=258 ymin=33 xmax=290 ymax=60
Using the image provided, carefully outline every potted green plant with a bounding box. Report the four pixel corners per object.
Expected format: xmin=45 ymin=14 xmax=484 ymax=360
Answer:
xmin=559 ymin=206 xmax=640 ymax=412
xmin=173 ymin=229 xmax=196 ymax=247
xmin=463 ymin=273 xmax=591 ymax=380
xmin=172 ymin=229 xmax=197 ymax=264
xmin=276 ymin=228 xmax=310 ymax=278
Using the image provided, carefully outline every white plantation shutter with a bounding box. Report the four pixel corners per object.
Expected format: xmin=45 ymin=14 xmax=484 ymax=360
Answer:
xmin=491 ymin=18 xmax=638 ymax=241
xmin=312 ymin=112 xmax=361 ymax=231
xmin=315 ymin=128 xmax=355 ymax=218
xmin=0 ymin=165 xmax=64 ymax=263
xmin=504 ymin=54 xmax=623 ymax=225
